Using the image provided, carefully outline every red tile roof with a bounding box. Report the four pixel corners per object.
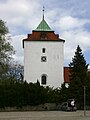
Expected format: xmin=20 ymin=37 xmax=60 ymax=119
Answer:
xmin=23 ymin=31 xmax=65 ymax=41
xmin=64 ymin=67 xmax=70 ymax=83
xmin=23 ymin=31 xmax=65 ymax=48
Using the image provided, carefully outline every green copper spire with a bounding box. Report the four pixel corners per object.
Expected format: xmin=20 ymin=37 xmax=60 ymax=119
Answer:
xmin=35 ymin=19 xmax=52 ymax=31
xmin=35 ymin=7 xmax=53 ymax=31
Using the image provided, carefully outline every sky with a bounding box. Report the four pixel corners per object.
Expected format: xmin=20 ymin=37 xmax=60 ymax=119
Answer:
xmin=0 ymin=0 xmax=90 ymax=68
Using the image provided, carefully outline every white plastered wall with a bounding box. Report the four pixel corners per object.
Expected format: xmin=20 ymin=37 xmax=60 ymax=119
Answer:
xmin=24 ymin=41 xmax=64 ymax=88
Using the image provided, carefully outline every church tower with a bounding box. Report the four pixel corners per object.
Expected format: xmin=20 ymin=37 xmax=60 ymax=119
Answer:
xmin=23 ymin=11 xmax=65 ymax=88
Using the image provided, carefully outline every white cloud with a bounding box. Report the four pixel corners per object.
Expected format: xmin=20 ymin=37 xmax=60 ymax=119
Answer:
xmin=53 ymin=15 xmax=90 ymax=65
xmin=0 ymin=0 xmax=41 ymax=34
xmin=11 ymin=34 xmax=25 ymax=64
xmin=0 ymin=0 xmax=90 ymax=66
xmin=62 ymin=28 xmax=90 ymax=64
xmin=55 ymin=16 xmax=89 ymax=31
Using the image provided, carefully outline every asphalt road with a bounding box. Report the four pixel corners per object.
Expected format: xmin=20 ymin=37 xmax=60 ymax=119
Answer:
xmin=0 ymin=111 xmax=90 ymax=120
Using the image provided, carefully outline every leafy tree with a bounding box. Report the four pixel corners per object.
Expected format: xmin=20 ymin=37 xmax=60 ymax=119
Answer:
xmin=0 ymin=19 xmax=14 ymax=62
xmin=0 ymin=19 xmax=14 ymax=81
xmin=60 ymin=83 xmax=70 ymax=102
xmin=7 ymin=62 xmax=24 ymax=82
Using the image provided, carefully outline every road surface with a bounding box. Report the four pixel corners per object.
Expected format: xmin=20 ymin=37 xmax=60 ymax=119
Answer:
xmin=0 ymin=111 xmax=90 ymax=120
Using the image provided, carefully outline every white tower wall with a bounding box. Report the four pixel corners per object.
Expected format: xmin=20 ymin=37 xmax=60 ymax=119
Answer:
xmin=24 ymin=41 xmax=64 ymax=88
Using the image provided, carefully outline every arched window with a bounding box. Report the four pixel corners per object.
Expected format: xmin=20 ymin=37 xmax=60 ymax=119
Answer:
xmin=41 ymin=74 xmax=47 ymax=85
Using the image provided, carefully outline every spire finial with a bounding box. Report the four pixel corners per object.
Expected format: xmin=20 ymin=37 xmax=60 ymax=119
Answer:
xmin=43 ymin=6 xmax=45 ymax=20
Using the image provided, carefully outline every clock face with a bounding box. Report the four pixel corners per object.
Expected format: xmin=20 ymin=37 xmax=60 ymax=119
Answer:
xmin=41 ymin=56 xmax=46 ymax=62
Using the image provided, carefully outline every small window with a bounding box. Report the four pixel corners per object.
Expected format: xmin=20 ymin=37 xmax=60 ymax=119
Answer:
xmin=40 ymin=33 xmax=47 ymax=39
xmin=42 ymin=48 xmax=46 ymax=53
xmin=41 ymin=74 xmax=47 ymax=85
xmin=41 ymin=56 xmax=47 ymax=62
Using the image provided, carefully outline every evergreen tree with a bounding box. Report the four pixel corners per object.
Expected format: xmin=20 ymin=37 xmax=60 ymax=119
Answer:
xmin=69 ymin=45 xmax=89 ymax=108
xmin=69 ymin=45 xmax=88 ymax=86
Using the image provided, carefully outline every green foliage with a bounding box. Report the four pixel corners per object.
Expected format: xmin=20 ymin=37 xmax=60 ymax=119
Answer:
xmin=0 ymin=19 xmax=14 ymax=63
xmin=0 ymin=81 xmax=63 ymax=108
xmin=0 ymin=19 xmax=14 ymax=80
xmin=68 ymin=45 xmax=90 ymax=107
xmin=60 ymin=46 xmax=90 ymax=109
xmin=69 ymin=45 xmax=88 ymax=85
xmin=60 ymin=83 xmax=70 ymax=102
xmin=0 ymin=20 xmax=8 ymax=35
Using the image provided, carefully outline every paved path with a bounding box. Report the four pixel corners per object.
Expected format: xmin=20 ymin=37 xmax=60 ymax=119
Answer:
xmin=0 ymin=111 xmax=90 ymax=120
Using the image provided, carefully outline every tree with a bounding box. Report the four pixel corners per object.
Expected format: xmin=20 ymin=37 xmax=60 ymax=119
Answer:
xmin=0 ymin=19 xmax=14 ymax=80
xmin=68 ymin=45 xmax=89 ymax=108
xmin=0 ymin=62 xmax=24 ymax=85
xmin=69 ymin=45 xmax=88 ymax=86
xmin=7 ymin=62 xmax=24 ymax=82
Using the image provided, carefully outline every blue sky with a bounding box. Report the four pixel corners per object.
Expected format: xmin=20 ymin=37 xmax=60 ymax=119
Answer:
xmin=0 ymin=0 xmax=90 ymax=68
